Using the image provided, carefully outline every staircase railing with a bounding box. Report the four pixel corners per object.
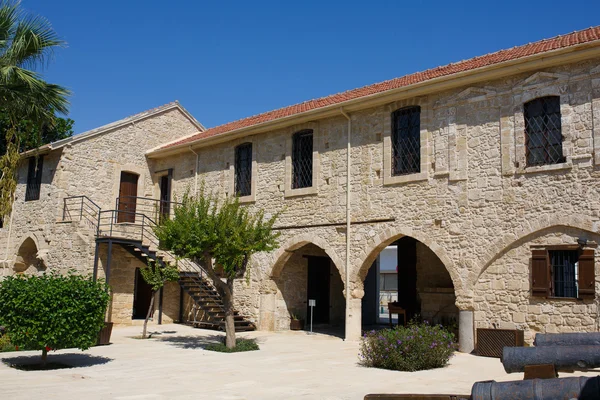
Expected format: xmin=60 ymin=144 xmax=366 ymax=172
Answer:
xmin=62 ymin=195 xmax=101 ymax=231
xmin=62 ymin=195 xmax=210 ymax=281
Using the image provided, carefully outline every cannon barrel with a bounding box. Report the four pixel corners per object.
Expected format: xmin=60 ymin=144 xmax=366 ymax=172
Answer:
xmin=472 ymin=376 xmax=600 ymax=400
xmin=502 ymin=346 xmax=600 ymax=373
xmin=534 ymin=332 xmax=600 ymax=347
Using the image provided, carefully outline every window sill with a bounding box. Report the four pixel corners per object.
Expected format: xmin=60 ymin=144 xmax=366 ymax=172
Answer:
xmin=284 ymin=186 xmax=318 ymax=198
xmin=383 ymin=172 xmax=428 ymax=186
xmin=518 ymin=161 xmax=572 ymax=175
xmin=237 ymin=194 xmax=255 ymax=204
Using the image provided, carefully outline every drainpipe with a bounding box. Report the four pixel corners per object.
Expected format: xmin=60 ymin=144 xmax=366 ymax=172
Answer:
xmin=340 ymin=108 xmax=351 ymax=340
xmin=189 ymin=146 xmax=199 ymax=195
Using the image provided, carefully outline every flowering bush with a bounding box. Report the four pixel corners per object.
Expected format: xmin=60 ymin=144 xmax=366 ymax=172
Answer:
xmin=359 ymin=321 xmax=457 ymax=371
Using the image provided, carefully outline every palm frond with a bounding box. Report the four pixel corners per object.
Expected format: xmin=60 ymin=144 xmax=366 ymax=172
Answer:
xmin=0 ymin=1 xmax=19 ymax=54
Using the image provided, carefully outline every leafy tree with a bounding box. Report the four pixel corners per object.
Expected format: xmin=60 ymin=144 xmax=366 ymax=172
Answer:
xmin=139 ymin=263 xmax=179 ymax=339
xmin=0 ymin=109 xmax=74 ymax=156
xmin=0 ymin=0 xmax=70 ymax=221
xmin=0 ymin=273 xmax=110 ymax=366
xmin=155 ymin=190 xmax=279 ymax=348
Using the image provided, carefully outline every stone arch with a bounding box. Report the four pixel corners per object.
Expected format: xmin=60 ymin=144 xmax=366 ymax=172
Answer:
xmin=474 ymin=215 xmax=598 ymax=286
xmin=356 ymin=225 xmax=462 ymax=294
xmin=269 ymin=233 xmax=344 ymax=280
xmin=13 ymin=234 xmax=47 ymax=273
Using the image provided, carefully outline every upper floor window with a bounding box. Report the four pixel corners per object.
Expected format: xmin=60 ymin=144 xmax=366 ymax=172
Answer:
xmin=292 ymin=129 xmax=313 ymax=189
xmin=392 ymin=106 xmax=421 ymax=175
xmin=25 ymin=156 xmax=44 ymax=202
xmin=524 ymin=96 xmax=564 ymax=167
xmin=235 ymin=143 xmax=252 ymax=197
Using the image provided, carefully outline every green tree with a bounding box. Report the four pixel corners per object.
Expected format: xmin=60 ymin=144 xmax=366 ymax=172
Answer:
xmin=0 ymin=0 xmax=70 ymax=221
xmin=0 ymin=109 xmax=74 ymax=156
xmin=0 ymin=273 xmax=110 ymax=366
xmin=154 ymin=190 xmax=279 ymax=348
xmin=139 ymin=263 xmax=180 ymax=339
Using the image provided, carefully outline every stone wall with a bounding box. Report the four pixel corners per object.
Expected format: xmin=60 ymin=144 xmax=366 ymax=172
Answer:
xmin=0 ymin=106 xmax=198 ymax=325
xmin=152 ymin=57 xmax=600 ymax=342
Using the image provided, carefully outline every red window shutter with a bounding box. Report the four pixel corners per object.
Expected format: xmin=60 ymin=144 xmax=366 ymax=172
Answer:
xmin=578 ymin=249 xmax=595 ymax=300
xmin=531 ymin=249 xmax=549 ymax=297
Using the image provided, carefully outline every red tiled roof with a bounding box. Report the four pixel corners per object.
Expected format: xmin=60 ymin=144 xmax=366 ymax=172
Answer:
xmin=162 ymin=26 xmax=600 ymax=150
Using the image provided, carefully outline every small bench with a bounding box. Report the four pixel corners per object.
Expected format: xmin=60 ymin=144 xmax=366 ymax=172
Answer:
xmin=387 ymin=302 xmax=407 ymax=328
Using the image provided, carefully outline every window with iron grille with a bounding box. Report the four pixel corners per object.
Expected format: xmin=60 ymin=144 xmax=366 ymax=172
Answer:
xmin=392 ymin=106 xmax=421 ymax=175
xmin=25 ymin=156 xmax=43 ymax=202
xmin=524 ymin=96 xmax=564 ymax=167
xmin=235 ymin=143 xmax=252 ymax=197
xmin=292 ymin=129 xmax=313 ymax=189
xmin=549 ymin=250 xmax=578 ymax=298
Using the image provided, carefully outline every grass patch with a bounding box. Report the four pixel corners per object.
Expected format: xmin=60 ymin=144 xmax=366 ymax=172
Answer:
xmin=205 ymin=338 xmax=259 ymax=353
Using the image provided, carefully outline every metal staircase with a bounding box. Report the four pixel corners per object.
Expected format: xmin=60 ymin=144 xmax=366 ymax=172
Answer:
xmin=62 ymin=195 xmax=256 ymax=332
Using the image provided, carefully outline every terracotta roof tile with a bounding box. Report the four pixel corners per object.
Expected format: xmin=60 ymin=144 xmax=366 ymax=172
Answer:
xmin=163 ymin=26 xmax=600 ymax=150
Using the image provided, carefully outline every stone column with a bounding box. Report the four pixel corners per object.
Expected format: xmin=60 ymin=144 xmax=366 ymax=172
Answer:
xmin=459 ymin=309 xmax=475 ymax=353
xmin=345 ymin=296 xmax=363 ymax=341
xmin=258 ymin=293 xmax=276 ymax=331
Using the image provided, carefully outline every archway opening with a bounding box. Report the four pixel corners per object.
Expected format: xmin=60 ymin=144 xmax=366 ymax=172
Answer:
xmin=361 ymin=236 xmax=458 ymax=335
xmin=273 ymin=243 xmax=345 ymax=337
xmin=14 ymin=237 xmax=45 ymax=274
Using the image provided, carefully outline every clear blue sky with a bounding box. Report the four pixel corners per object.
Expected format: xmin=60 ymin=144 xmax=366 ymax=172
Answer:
xmin=24 ymin=0 xmax=600 ymax=134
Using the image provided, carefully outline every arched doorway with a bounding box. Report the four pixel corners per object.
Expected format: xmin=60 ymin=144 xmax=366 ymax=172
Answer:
xmin=360 ymin=235 xmax=458 ymax=334
xmin=272 ymin=242 xmax=345 ymax=336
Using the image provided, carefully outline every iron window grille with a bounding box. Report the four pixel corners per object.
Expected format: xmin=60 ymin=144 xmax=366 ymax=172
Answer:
xmin=25 ymin=156 xmax=44 ymax=202
xmin=549 ymin=250 xmax=578 ymax=298
xmin=235 ymin=143 xmax=252 ymax=197
xmin=524 ymin=96 xmax=564 ymax=167
xmin=392 ymin=106 xmax=421 ymax=175
xmin=292 ymin=129 xmax=313 ymax=189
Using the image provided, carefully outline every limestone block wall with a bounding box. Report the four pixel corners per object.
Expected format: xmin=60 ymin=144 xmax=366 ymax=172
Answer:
xmin=153 ymin=57 xmax=600 ymax=338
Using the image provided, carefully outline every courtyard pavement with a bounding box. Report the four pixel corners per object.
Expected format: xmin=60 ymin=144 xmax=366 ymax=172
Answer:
xmin=0 ymin=324 xmax=597 ymax=400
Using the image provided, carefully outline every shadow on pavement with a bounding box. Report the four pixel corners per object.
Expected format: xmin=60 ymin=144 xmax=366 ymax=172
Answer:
xmin=158 ymin=334 xmax=225 ymax=349
xmin=2 ymin=353 xmax=113 ymax=370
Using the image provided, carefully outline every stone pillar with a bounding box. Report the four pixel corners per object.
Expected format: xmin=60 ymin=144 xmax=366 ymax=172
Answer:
xmin=459 ymin=309 xmax=475 ymax=353
xmin=345 ymin=297 xmax=362 ymax=341
xmin=258 ymin=293 xmax=276 ymax=331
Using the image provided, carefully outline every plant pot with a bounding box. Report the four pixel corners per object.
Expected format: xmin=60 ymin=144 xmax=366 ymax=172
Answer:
xmin=96 ymin=322 xmax=113 ymax=346
xmin=290 ymin=319 xmax=304 ymax=331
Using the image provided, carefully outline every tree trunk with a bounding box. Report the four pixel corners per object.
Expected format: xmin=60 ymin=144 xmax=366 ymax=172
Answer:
xmin=41 ymin=348 xmax=48 ymax=367
xmin=142 ymin=291 xmax=155 ymax=339
xmin=224 ymin=279 xmax=236 ymax=349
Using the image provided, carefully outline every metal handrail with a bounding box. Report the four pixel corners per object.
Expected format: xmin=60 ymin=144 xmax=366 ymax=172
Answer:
xmin=63 ymin=194 xmax=211 ymax=283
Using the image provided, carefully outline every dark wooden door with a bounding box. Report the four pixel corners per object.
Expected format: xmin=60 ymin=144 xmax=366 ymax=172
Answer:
xmin=306 ymin=256 xmax=330 ymax=324
xmin=117 ymin=172 xmax=138 ymax=223
xmin=159 ymin=171 xmax=172 ymax=221
xmin=397 ymin=237 xmax=419 ymax=321
xmin=133 ymin=268 xmax=153 ymax=319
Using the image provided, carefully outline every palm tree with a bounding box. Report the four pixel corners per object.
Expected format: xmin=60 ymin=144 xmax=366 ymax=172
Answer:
xmin=0 ymin=0 xmax=70 ymax=219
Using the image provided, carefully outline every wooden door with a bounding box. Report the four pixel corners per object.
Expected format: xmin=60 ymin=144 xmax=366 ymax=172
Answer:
xmin=306 ymin=256 xmax=330 ymax=324
xmin=117 ymin=172 xmax=138 ymax=223
xmin=133 ymin=268 xmax=153 ymax=319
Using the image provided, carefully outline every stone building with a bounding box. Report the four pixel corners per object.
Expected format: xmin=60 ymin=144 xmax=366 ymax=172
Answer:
xmin=2 ymin=27 xmax=600 ymax=351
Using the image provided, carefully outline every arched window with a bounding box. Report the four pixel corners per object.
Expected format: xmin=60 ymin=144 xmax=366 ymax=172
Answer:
xmin=392 ymin=106 xmax=421 ymax=175
xmin=524 ymin=96 xmax=564 ymax=166
xmin=235 ymin=142 xmax=252 ymax=197
xmin=292 ymin=129 xmax=313 ymax=189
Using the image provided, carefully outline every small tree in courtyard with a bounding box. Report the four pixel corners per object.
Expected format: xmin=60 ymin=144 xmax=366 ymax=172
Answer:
xmin=0 ymin=273 xmax=109 ymax=366
xmin=154 ymin=190 xmax=279 ymax=349
xmin=139 ymin=263 xmax=180 ymax=339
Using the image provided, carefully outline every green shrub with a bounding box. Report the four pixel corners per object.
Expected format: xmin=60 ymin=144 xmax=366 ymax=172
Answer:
xmin=359 ymin=321 xmax=456 ymax=371
xmin=0 ymin=272 xmax=110 ymax=363
xmin=205 ymin=338 xmax=259 ymax=353
xmin=0 ymin=333 xmax=14 ymax=352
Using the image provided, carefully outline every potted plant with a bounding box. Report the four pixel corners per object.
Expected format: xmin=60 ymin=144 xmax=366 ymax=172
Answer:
xmin=97 ymin=321 xmax=114 ymax=346
xmin=290 ymin=312 xmax=304 ymax=331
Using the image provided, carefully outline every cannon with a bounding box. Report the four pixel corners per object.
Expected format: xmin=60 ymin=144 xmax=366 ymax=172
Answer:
xmin=502 ymin=346 xmax=600 ymax=373
xmin=534 ymin=332 xmax=600 ymax=347
xmin=471 ymin=376 xmax=600 ymax=400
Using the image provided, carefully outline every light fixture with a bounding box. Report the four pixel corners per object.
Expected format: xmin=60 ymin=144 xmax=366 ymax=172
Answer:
xmin=577 ymin=238 xmax=588 ymax=248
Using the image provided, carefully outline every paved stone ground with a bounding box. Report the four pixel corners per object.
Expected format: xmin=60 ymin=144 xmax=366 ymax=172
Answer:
xmin=0 ymin=324 xmax=597 ymax=400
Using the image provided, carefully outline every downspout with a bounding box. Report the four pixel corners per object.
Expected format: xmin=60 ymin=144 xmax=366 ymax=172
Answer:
xmin=340 ymin=108 xmax=351 ymax=340
xmin=189 ymin=146 xmax=199 ymax=195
